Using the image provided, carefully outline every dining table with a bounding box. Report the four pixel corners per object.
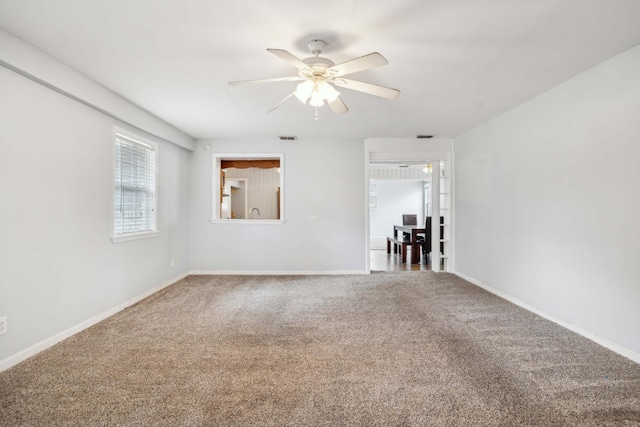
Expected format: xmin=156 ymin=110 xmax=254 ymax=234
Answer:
xmin=393 ymin=224 xmax=426 ymax=264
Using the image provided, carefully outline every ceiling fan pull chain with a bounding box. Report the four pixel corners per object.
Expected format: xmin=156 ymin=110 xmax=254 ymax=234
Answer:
xmin=315 ymin=107 xmax=319 ymax=121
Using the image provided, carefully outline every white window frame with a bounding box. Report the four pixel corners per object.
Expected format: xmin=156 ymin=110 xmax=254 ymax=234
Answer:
xmin=369 ymin=182 xmax=378 ymax=208
xmin=111 ymin=127 xmax=159 ymax=242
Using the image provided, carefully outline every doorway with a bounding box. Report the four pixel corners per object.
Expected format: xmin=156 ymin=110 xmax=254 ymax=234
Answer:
xmin=368 ymin=163 xmax=432 ymax=271
xmin=364 ymin=138 xmax=454 ymax=274
xmin=221 ymin=178 xmax=248 ymax=219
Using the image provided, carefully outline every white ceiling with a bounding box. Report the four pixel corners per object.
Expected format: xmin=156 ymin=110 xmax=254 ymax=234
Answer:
xmin=1 ymin=0 xmax=640 ymax=140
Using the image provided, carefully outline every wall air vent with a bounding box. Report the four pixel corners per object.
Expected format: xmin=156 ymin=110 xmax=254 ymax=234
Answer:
xmin=417 ymin=135 xmax=434 ymax=139
xmin=279 ymin=136 xmax=297 ymax=141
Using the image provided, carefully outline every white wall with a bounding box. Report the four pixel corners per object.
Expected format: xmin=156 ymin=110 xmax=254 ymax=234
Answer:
xmin=0 ymin=29 xmax=194 ymax=151
xmin=189 ymin=138 xmax=366 ymax=273
xmin=0 ymin=66 xmax=191 ymax=364
xmin=454 ymin=44 xmax=640 ymax=357
xmin=370 ymin=180 xmax=425 ymax=238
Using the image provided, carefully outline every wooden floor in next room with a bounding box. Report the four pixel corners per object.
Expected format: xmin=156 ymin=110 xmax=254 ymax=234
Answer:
xmin=369 ymin=248 xmax=432 ymax=272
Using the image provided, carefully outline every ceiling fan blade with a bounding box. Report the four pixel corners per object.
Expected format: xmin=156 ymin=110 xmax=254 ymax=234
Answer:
xmin=328 ymin=97 xmax=349 ymax=115
xmin=267 ymin=92 xmax=296 ymax=113
xmin=333 ymin=78 xmax=400 ymax=100
xmin=328 ymin=52 xmax=388 ymax=76
xmin=267 ymin=49 xmax=309 ymax=70
xmin=229 ymin=76 xmax=303 ymax=86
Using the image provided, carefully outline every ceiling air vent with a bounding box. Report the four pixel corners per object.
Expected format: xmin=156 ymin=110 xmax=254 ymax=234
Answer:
xmin=417 ymin=135 xmax=433 ymax=139
xmin=279 ymin=136 xmax=297 ymax=141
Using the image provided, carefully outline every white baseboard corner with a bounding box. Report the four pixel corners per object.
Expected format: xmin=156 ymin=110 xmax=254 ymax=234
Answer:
xmin=454 ymin=270 xmax=640 ymax=365
xmin=0 ymin=272 xmax=188 ymax=373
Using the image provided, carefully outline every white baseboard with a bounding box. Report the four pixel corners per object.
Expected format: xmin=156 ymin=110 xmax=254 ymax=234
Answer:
xmin=369 ymin=237 xmax=387 ymax=250
xmin=0 ymin=272 xmax=188 ymax=373
xmin=188 ymin=270 xmax=369 ymax=276
xmin=454 ymin=270 xmax=640 ymax=365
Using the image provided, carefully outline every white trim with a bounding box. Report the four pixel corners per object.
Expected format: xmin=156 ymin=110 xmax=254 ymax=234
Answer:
xmin=0 ymin=272 xmax=187 ymax=373
xmin=209 ymin=218 xmax=286 ymax=225
xmin=454 ymin=270 xmax=640 ymax=364
xmin=111 ymin=231 xmax=158 ymax=243
xmin=188 ymin=270 xmax=369 ymax=276
xmin=364 ymin=146 xmax=372 ymax=273
xmin=449 ymin=143 xmax=456 ymax=272
xmin=432 ymin=167 xmax=441 ymax=272
xmin=225 ymin=177 xmax=249 ymax=219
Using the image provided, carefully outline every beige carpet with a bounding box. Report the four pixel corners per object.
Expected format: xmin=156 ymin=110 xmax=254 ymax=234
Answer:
xmin=1 ymin=272 xmax=640 ymax=426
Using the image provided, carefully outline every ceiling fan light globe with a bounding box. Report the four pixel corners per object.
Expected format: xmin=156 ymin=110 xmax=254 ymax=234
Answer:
xmin=317 ymin=82 xmax=340 ymax=102
xmin=294 ymin=81 xmax=314 ymax=103
xmin=309 ymin=92 xmax=325 ymax=107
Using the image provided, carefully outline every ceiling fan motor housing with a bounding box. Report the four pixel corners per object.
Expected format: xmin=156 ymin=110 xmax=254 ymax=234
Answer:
xmin=300 ymin=56 xmax=336 ymax=81
xmin=308 ymin=39 xmax=327 ymax=55
xmin=298 ymin=40 xmax=339 ymax=81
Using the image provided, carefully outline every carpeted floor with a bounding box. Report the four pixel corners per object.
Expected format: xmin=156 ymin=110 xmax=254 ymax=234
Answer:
xmin=1 ymin=272 xmax=640 ymax=426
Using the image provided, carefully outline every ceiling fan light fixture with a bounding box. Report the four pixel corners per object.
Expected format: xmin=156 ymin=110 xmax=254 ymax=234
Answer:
xmin=317 ymin=81 xmax=340 ymax=102
xmin=296 ymin=81 xmax=340 ymax=107
xmin=309 ymin=90 xmax=325 ymax=107
xmin=294 ymin=80 xmax=314 ymax=103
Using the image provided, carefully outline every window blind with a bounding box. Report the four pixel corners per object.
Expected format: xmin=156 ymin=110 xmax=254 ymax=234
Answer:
xmin=114 ymin=133 xmax=157 ymax=237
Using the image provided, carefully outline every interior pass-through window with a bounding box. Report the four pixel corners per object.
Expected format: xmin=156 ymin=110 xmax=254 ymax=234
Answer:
xmin=212 ymin=153 xmax=284 ymax=223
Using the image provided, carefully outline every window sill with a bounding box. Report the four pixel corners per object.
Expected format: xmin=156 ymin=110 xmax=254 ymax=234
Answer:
xmin=209 ymin=218 xmax=286 ymax=225
xmin=111 ymin=231 xmax=158 ymax=243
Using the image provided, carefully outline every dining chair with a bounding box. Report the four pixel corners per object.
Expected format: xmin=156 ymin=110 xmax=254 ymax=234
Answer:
xmin=417 ymin=217 xmax=431 ymax=261
xmin=402 ymin=214 xmax=417 ymax=226
xmin=418 ymin=216 xmax=445 ymax=263
xmin=401 ymin=214 xmax=417 ymax=242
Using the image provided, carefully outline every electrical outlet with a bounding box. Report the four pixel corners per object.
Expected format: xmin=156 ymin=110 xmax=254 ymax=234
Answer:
xmin=170 ymin=258 xmax=175 ymax=268
xmin=0 ymin=316 xmax=7 ymax=336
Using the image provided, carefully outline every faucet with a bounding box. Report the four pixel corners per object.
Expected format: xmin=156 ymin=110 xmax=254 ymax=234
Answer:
xmin=251 ymin=208 xmax=261 ymax=219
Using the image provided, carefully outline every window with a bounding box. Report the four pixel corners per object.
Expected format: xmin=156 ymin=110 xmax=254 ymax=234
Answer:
xmin=369 ymin=183 xmax=378 ymax=208
xmin=112 ymin=128 xmax=158 ymax=242
xmin=212 ymin=153 xmax=284 ymax=223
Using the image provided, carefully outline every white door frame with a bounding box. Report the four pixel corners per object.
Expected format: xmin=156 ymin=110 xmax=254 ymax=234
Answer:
xmin=364 ymin=138 xmax=454 ymax=273
xmin=227 ymin=178 xmax=248 ymax=219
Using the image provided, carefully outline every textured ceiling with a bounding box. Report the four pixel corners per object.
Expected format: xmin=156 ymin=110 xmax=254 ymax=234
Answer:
xmin=1 ymin=0 xmax=639 ymax=140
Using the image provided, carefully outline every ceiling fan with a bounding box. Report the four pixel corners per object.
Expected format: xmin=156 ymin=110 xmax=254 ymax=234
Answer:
xmin=228 ymin=40 xmax=400 ymax=117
